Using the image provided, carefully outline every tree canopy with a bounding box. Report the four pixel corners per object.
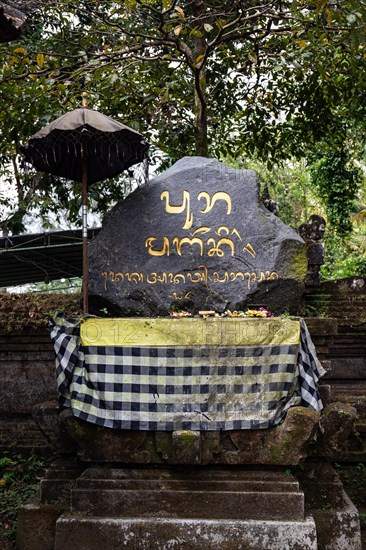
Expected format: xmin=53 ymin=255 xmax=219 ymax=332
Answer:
xmin=0 ymin=0 xmax=366 ymax=235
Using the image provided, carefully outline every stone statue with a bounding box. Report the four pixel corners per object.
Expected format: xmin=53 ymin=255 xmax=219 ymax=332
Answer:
xmin=298 ymin=215 xmax=327 ymax=287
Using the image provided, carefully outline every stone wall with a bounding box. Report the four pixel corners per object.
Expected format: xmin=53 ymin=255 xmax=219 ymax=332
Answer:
xmin=0 ymin=328 xmax=56 ymax=456
xmin=306 ymin=277 xmax=366 ymax=461
xmin=306 ymin=277 xmax=366 ymax=325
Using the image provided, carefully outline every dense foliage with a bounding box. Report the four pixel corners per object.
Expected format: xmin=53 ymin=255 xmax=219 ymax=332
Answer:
xmin=310 ymin=149 xmax=362 ymax=237
xmin=228 ymin=155 xmax=366 ymax=279
xmin=0 ymin=1 xmax=366 ymax=266
xmin=0 ymin=454 xmax=46 ymax=545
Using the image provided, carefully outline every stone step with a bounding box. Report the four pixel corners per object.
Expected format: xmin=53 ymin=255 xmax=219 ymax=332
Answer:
xmin=0 ymin=350 xmax=54 ymax=361
xmin=0 ymin=417 xmax=50 ymax=452
xmin=71 ymin=468 xmax=305 ymax=521
xmin=329 ymin=348 xmax=366 ymax=357
xmin=330 ymin=383 xmax=366 ymax=394
xmin=306 ymin=297 xmax=366 ymax=303
xmin=306 ymin=300 xmax=366 ymax=306
xmin=40 ymin=462 xmax=86 ymax=505
xmin=323 ymin=358 xmax=366 ymax=379
xmin=79 ymin=466 xmax=300 ymax=485
xmin=54 ymin=515 xmax=318 ymax=550
xmin=0 ymin=341 xmax=53 ymax=350
xmin=0 ymin=332 xmax=50 ymax=343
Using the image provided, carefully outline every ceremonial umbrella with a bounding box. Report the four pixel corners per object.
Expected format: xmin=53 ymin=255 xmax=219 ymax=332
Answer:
xmin=20 ymin=100 xmax=149 ymax=313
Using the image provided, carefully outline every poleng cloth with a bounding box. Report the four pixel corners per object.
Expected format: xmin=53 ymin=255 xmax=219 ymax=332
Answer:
xmin=50 ymin=315 xmax=325 ymax=431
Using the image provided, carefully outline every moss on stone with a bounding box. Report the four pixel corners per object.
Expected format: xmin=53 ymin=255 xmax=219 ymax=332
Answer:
xmin=0 ymin=292 xmax=81 ymax=331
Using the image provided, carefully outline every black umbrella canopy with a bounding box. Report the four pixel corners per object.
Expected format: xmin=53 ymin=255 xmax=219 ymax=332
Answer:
xmin=20 ymin=107 xmax=149 ymax=184
xmin=20 ymin=105 xmax=149 ymax=314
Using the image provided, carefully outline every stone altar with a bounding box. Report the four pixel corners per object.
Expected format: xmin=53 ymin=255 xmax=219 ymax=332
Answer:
xmin=14 ymin=156 xmax=363 ymax=549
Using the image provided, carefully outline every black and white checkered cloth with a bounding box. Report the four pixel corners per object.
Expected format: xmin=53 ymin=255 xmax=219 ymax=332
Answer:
xmin=50 ymin=315 xmax=325 ymax=431
xmin=298 ymin=318 xmax=326 ymax=411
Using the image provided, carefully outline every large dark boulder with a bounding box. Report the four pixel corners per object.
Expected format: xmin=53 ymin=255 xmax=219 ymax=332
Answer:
xmin=89 ymin=157 xmax=307 ymax=316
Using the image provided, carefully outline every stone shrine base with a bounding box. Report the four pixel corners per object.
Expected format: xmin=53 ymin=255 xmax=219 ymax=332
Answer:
xmin=16 ymin=463 xmax=361 ymax=550
xmin=55 ymin=516 xmax=317 ymax=550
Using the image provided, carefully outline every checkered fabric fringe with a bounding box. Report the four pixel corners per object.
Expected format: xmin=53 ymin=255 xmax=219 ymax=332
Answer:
xmin=299 ymin=319 xmax=326 ymax=410
xmin=50 ymin=315 xmax=324 ymax=431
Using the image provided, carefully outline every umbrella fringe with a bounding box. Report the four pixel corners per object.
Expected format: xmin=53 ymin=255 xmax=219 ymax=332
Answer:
xmin=20 ymin=109 xmax=149 ymax=186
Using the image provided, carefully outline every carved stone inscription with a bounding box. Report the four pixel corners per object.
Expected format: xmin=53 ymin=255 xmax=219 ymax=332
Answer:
xmin=88 ymin=157 xmax=307 ymax=315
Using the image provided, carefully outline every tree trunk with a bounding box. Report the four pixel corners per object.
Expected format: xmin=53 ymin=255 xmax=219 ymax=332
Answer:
xmin=194 ymin=68 xmax=208 ymax=157
xmin=191 ymin=0 xmax=208 ymax=157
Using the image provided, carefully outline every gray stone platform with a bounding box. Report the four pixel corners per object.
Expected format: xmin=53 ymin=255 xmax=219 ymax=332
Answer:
xmin=17 ymin=462 xmax=362 ymax=549
xmin=52 ymin=467 xmax=317 ymax=550
xmin=70 ymin=467 xmax=305 ymax=521
xmin=54 ymin=516 xmax=318 ymax=550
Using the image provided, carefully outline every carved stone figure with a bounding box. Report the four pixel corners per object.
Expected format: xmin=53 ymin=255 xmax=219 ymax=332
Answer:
xmin=298 ymin=214 xmax=326 ymax=242
xmin=298 ymin=215 xmax=327 ymax=287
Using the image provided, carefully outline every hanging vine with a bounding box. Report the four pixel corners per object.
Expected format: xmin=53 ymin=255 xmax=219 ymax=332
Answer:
xmin=310 ymin=149 xmax=361 ymax=237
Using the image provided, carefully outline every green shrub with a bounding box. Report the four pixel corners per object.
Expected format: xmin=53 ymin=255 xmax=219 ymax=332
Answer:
xmin=321 ymin=234 xmax=366 ymax=280
xmin=0 ymin=454 xmax=46 ymax=545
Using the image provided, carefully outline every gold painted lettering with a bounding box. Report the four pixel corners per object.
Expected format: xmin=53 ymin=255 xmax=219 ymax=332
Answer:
xmin=207 ymin=240 xmax=223 ymax=257
xmin=187 ymin=264 xmax=209 ymax=284
xmin=102 ymin=271 xmax=108 ymax=290
xmin=173 ymin=273 xmax=186 ymax=284
xmin=243 ymin=242 xmax=256 ymax=258
xmin=230 ymin=272 xmax=239 ymax=282
xmin=173 ymin=236 xmax=204 ymax=256
xmin=213 ymin=271 xmax=229 ymax=283
xmin=231 ymin=228 xmax=242 ymax=241
xmin=187 ymin=272 xmax=200 ymax=283
xmin=172 ymin=291 xmax=192 ymax=301
xmin=147 ymin=272 xmax=158 ymax=284
xmin=160 ymin=190 xmax=193 ymax=229
xmin=145 ymin=236 xmax=170 ymax=257
xmin=198 ymin=191 xmax=232 ymax=215
xmin=157 ymin=272 xmax=167 ymax=284
xmin=198 ymin=263 xmax=209 ymax=285
xmin=215 ymin=225 xmax=230 ymax=236
xmin=218 ymin=238 xmax=235 ymax=255
xmin=207 ymin=237 xmax=235 ymax=257
xmin=244 ymin=271 xmax=251 ymax=289
xmin=269 ymin=271 xmax=279 ymax=280
xmin=229 ymin=271 xmax=251 ymax=288
xmin=115 ymin=272 xmax=124 ymax=282
xmin=126 ymin=272 xmax=143 ymax=284
xmin=190 ymin=226 xmax=211 ymax=237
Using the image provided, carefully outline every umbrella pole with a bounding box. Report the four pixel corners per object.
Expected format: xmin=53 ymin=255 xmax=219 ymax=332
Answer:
xmin=82 ymin=140 xmax=89 ymax=314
